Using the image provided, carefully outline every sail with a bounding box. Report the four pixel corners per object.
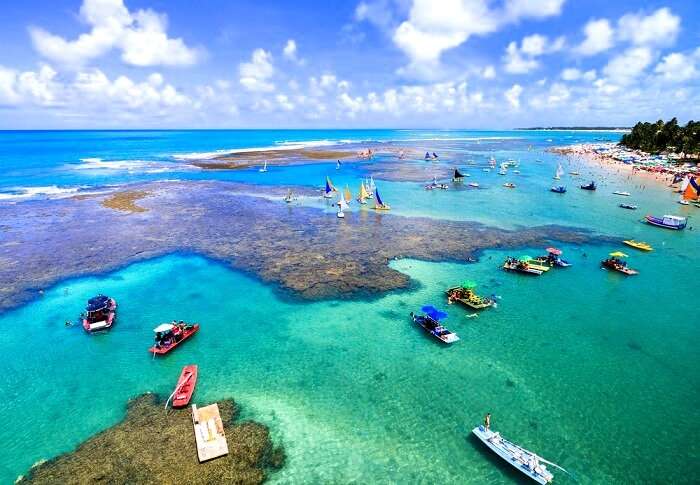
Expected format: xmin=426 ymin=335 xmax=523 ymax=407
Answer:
xmin=359 ymin=182 xmax=369 ymax=200
xmin=554 ymin=164 xmax=564 ymax=179
xmin=325 ymin=179 xmax=332 ymax=195
xmin=369 ymin=176 xmax=376 ymax=190
xmin=326 ymin=176 xmax=337 ymax=192
xmin=375 ymin=189 xmax=384 ymax=206
xmin=344 ymin=185 xmax=352 ymax=203
xmin=454 ymin=168 xmax=465 ymax=179
xmin=337 ymin=193 xmax=349 ymax=210
xmin=682 ymin=177 xmax=699 ymax=200
xmin=425 ymin=152 xmax=431 ymax=159
xmin=680 ymin=176 xmax=690 ymax=192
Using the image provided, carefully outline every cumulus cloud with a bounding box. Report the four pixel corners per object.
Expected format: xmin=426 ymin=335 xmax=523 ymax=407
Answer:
xmin=575 ymin=18 xmax=614 ymax=56
xmin=618 ymin=8 xmax=680 ymax=47
xmin=239 ymin=49 xmax=275 ymax=92
xmin=386 ymin=0 xmax=564 ymax=77
xmin=0 ymin=64 xmax=59 ymax=106
xmin=503 ymin=34 xmax=564 ymax=74
xmin=504 ymin=84 xmax=523 ymax=108
xmin=560 ymin=68 xmax=596 ymax=82
xmin=282 ymin=39 xmax=305 ymax=65
xmin=482 ymin=65 xmax=496 ymax=79
xmin=29 ymin=0 xmax=201 ymax=68
xmin=603 ymin=46 xmax=653 ymax=84
xmin=654 ymin=52 xmax=698 ymax=82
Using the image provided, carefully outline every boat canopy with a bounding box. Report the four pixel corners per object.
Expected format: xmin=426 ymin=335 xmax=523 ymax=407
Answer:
xmin=421 ymin=305 xmax=448 ymax=320
xmin=153 ymin=323 xmax=175 ymax=333
xmin=87 ymin=295 xmax=110 ymax=312
xmin=609 ymin=251 xmax=628 ymax=258
xmin=518 ymin=255 xmax=533 ymax=262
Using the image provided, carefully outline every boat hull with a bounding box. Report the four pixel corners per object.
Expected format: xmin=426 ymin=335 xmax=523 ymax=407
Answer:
xmin=172 ymin=365 xmax=198 ymax=408
xmin=472 ymin=426 xmax=552 ymax=484
xmin=645 ymin=216 xmax=686 ymax=230
xmin=149 ymin=324 xmax=200 ymax=355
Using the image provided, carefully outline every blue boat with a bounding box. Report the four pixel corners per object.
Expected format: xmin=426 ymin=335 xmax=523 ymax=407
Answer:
xmin=410 ymin=306 xmax=459 ymax=344
xmin=645 ymin=215 xmax=687 ymax=230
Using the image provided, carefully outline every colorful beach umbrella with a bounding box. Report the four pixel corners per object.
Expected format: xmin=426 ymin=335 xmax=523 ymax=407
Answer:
xmin=609 ymin=251 xmax=628 ymax=258
xmin=546 ymin=247 xmax=562 ymax=255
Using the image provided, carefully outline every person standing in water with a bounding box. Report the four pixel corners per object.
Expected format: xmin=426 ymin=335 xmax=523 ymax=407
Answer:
xmin=484 ymin=413 xmax=491 ymax=430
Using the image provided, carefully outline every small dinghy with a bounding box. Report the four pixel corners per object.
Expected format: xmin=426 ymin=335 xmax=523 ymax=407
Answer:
xmin=623 ymin=240 xmax=653 ymax=251
xmin=503 ymin=182 xmax=516 ymax=188
xmin=472 ymin=425 xmax=556 ymax=484
xmin=469 ymin=182 xmax=480 ymax=188
xmin=167 ymin=365 xmax=198 ymax=408
xmin=613 ymin=190 xmax=631 ymax=196
xmin=259 ymin=161 xmax=268 ymax=173
xmin=601 ymin=252 xmax=638 ymax=275
xmin=580 ymin=181 xmax=596 ymax=191
xmin=619 ymin=203 xmax=637 ymax=210
xmin=410 ymin=307 xmax=459 ymax=344
xmin=550 ymin=186 xmax=566 ymax=194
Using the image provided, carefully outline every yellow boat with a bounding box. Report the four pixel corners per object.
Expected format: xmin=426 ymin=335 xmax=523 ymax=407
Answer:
xmin=623 ymin=240 xmax=653 ymax=251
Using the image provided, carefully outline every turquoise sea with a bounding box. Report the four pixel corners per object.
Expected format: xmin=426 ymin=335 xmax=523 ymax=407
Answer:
xmin=0 ymin=130 xmax=698 ymax=483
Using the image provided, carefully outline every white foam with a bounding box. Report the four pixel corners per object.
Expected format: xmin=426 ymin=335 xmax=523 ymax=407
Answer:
xmin=172 ymin=139 xmax=352 ymax=160
xmin=72 ymin=158 xmax=194 ymax=174
xmin=0 ymin=185 xmax=96 ymax=201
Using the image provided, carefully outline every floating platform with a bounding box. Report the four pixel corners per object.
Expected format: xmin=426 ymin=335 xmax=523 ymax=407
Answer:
xmin=192 ymin=403 xmax=229 ymax=462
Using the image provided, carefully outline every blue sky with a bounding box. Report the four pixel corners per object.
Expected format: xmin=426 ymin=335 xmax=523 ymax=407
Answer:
xmin=0 ymin=0 xmax=698 ymax=128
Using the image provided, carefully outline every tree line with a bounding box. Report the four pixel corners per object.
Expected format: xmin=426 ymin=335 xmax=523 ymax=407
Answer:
xmin=620 ymin=118 xmax=700 ymax=156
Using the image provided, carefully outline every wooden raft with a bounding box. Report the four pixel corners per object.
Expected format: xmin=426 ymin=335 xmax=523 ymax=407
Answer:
xmin=192 ymin=403 xmax=229 ymax=462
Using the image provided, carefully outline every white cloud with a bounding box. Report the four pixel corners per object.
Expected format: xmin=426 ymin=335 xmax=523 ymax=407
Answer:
xmin=482 ymin=65 xmax=496 ymax=79
xmin=239 ymin=49 xmax=275 ymax=92
xmin=618 ymin=8 xmax=680 ymax=47
xmin=29 ymin=0 xmax=200 ymax=68
xmin=503 ymin=34 xmax=564 ymax=74
xmin=389 ymin=0 xmax=564 ymax=77
xmin=654 ymin=52 xmax=697 ymax=82
xmin=603 ymin=46 xmax=653 ymax=84
xmin=561 ymin=68 xmax=596 ymax=82
xmin=504 ymin=84 xmax=523 ymax=108
xmin=282 ymin=39 xmax=305 ymax=65
xmin=0 ymin=64 xmax=60 ymax=106
xmin=575 ymin=18 xmax=614 ymax=56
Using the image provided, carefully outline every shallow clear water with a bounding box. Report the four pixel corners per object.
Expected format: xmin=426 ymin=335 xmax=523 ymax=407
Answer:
xmin=0 ymin=130 xmax=698 ymax=484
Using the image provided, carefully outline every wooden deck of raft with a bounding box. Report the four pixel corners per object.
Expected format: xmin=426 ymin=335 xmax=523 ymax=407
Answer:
xmin=192 ymin=403 xmax=229 ymax=462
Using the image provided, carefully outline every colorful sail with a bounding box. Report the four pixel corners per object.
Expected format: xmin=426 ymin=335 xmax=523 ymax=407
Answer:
xmin=369 ymin=176 xmax=376 ymax=191
xmin=344 ymin=185 xmax=352 ymax=203
xmin=358 ymin=182 xmax=369 ymax=202
xmin=682 ymin=176 xmax=699 ymax=200
xmin=374 ymin=188 xmax=385 ymax=208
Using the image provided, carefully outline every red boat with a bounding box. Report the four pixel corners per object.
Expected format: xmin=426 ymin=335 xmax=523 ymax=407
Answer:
xmin=149 ymin=321 xmax=199 ymax=355
xmin=171 ymin=365 xmax=198 ymax=408
xmin=82 ymin=295 xmax=117 ymax=332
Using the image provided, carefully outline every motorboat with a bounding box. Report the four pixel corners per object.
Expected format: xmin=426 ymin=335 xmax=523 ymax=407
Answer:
xmin=503 ymin=183 xmax=516 ymax=188
xmin=502 ymin=257 xmax=543 ymax=275
xmin=613 ymin=191 xmax=631 ymax=196
xmin=82 ymin=295 xmax=117 ymax=332
xmin=410 ymin=307 xmax=459 ymax=344
xmin=580 ymin=181 xmax=596 ymax=190
xmin=619 ymin=203 xmax=637 ymax=210
xmin=644 ymin=215 xmax=687 ymax=230
xmin=149 ymin=321 xmax=200 ymax=355
xmin=446 ymin=286 xmax=494 ymax=310
xmin=623 ymin=240 xmax=653 ymax=251
xmin=550 ymin=186 xmax=566 ymax=194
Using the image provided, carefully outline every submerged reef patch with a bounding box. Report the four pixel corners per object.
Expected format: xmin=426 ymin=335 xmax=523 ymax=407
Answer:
xmin=0 ymin=180 xmax=609 ymax=312
xmin=18 ymin=393 xmax=284 ymax=485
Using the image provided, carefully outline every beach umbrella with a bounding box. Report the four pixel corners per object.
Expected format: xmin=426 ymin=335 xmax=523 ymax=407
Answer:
xmin=546 ymin=247 xmax=562 ymax=255
xmin=421 ymin=305 xmax=448 ymax=321
xmin=518 ymin=255 xmax=533 ymax=262
xmin=609 ymin=251 xmax=628 ymax=258
xmin=460 ymin=280 xmax=477 ymax=289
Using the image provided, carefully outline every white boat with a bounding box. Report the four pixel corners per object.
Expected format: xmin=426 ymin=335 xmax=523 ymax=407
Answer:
xmin=469 ymin=182 xmax=480 ymax=188
xmin=613 ymin=191 xmax=631 ymax=196
xmin=336 ymin=193 xmax=349 ymax=218
xmin=259 ymin=161 xmax=267 ymax=173
xmin=472 ymin=425 xmax=556 ymax=484
xmin=553 ymin=164 xmax=564 ymax=180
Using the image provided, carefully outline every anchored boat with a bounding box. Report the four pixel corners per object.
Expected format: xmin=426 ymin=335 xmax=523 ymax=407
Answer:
xmin=472 ymin=425 xmax=556 ymax=484
xmin=82 ymin=295 xmax=117 ymax=332
xmin=550 ymin=186 xmax=566 ymax=194
xmin=580 ymin=181 xmax=596 ymax=191
xmin=601 ymin=252 xmax=638 ymax=275
xmin=623 ymin=240 xmax=653 ymax=251
xmin=644 ymin=215 xmax=687 ymax=230
xmin=446 ymin=285 xmax=494 ymax=310
xmin=149 ymin=321 xmax=200 ymax=355
xmin=410 ymin=307 xmax=459 ymax=344
xmin=503 ymin=257 xmax=543 ymax=275
xmin=619 ymin=203 xmax=637 ymax=210
xmin=323 ymin=176 xmax=336 ymax=198
xmin=453 ymin=168 xmax=467 ymax=182
xmin=167 ymin=365 xmax=198 ymax=409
